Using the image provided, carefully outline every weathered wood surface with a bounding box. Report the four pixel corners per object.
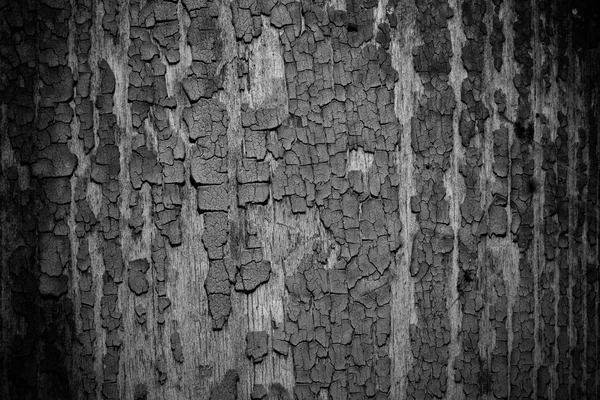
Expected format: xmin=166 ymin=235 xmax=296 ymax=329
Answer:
xmin=0 ymin=0 xmax=599 ymax=399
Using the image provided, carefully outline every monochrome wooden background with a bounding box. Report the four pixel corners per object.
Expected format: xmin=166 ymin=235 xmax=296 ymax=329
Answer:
xmin=0 ymin=0 xmax=598 ymax=399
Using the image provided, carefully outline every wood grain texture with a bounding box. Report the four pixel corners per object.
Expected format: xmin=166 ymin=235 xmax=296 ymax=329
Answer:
xmin=0 ymin=0 xmax=599 ymax=399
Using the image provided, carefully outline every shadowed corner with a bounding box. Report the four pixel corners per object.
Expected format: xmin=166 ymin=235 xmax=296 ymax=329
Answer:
xmin=6 ymin=239 xmax=77 ymax=400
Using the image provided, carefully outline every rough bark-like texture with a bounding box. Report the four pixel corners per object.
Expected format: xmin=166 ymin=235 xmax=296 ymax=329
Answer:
xmin=0 ymin=0 xmax=599 ymax=399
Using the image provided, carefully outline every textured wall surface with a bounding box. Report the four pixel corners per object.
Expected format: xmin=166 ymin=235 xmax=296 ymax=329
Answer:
xmin=0 ymin=0 xmax=599 ymax=399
